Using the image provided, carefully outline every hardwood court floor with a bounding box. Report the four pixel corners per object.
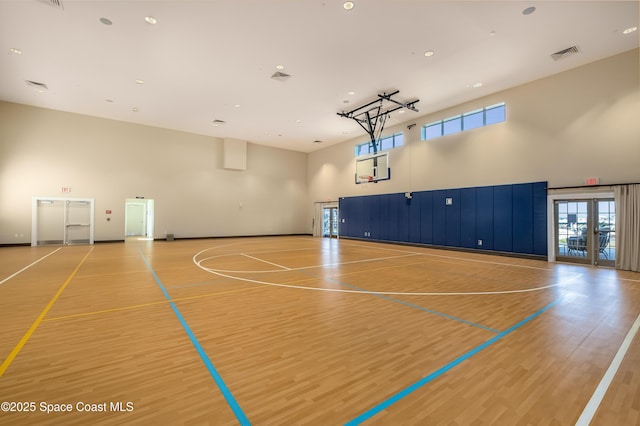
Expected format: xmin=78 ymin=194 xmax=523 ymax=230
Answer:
xmin=0 ymin=236 xmax=639 ymax=425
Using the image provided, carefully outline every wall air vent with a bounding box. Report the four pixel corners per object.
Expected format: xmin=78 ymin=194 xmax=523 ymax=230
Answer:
xmin=270 ymin=71 xmax=291 ymax=82
xmin=25 ymin=80 xmax=48 ymax=92
xmin=551 ymin=45 xmax=580 ymax=61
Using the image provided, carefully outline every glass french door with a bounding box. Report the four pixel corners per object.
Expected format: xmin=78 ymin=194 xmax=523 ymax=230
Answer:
xmin=555 ymin=199 xmax=615 ymax=266
xmin=322 ymin=207 xmax=339 ymax=238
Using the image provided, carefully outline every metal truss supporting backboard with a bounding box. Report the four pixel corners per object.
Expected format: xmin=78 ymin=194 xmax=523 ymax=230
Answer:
xmin=337 ymin=90 xmax=419 ymax=154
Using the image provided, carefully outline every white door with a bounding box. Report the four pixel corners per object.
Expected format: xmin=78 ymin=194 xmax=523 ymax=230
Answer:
xmin=125 ymin=203 xmax=146 ymax=236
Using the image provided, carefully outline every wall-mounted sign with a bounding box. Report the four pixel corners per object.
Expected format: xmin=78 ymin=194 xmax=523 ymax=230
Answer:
xmin=585 ymin=177 xmax=599 ymax=185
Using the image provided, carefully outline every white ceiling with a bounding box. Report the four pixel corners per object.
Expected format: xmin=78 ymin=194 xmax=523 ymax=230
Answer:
xmin=0 ymin=1 xmax=638 ymax=153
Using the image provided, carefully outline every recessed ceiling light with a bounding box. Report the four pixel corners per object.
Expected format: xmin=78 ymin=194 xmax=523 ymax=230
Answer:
xmin=234 ymin=104 xmax=241 ymax=108
xmin=99 ymin=17 xmax=113 ymax=26
xmin=343 ymin=1 xmax=354 ymax=11
xmin=472 ymin=82 xmax=483 ymax=88
xmin=276 ymin=64 xmax=285 ymax=70
xmin=424 ymin=50 xmax=435 ymax=57
xmin=623 ymin=26 xmax=637 ymax=35
xmin=9 ymin=48 xmax=22 ymax=55
xmin=132 ymin=107 xmax=139 ymax=112
xmin=347 ymin=91 xmax=355 ymax=95
xmin=135 ymin=79 xmax=144 ymax=85
xmin=522 ymin=6 xmax=536 ymax=16
xmin=295 ymin=119 xmax=302 ymax=123
xmin=489 ymin=30 xmax=496 ymax=36
xmin=144 ymin=16 xmax=157 ymax=25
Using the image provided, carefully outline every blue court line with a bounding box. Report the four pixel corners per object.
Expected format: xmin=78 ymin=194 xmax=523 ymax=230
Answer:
xmin=321 ymin=275 xmax=501 ymax=334
xmin=345 ymin=298 xmax=562 ymax=425
xmin=138 ymin=249 xmax=250 ymax=426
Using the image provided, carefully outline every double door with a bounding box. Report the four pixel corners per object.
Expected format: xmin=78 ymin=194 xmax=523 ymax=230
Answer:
xmin=323 ymin=207 xmax=339 ymax=238
xmin=32 ymin=197 xmax=94 ymax=246
xmin=555 ymin=199 xmax=615 ymax=266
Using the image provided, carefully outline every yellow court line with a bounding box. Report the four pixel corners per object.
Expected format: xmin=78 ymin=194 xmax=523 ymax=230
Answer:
xmin=0 ymin=247 xmax=93 ymax=377
xmin=43 ymin=285 xmax=265 ymax=322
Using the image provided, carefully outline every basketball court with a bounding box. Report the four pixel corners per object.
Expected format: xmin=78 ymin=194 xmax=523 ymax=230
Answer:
xmin=1 ymin=236 xmax=638 ymax=424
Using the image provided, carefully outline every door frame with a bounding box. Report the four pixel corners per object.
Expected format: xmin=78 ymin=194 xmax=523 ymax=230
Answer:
xmin=547 ymin=191 xmax=613 ymax=264
xmin=124 ymin=198 xmax=154 ymax=239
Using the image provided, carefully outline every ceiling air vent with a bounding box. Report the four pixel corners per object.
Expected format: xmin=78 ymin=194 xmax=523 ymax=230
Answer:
xmin=551 ymin=45 xmax=580 ymax=61
xmin=38 ymin=0 xmax=64 ymax=9
xmin=25 ymin=80 xmax=48 ymax=92
xmin=270 ymin=71 xmax=291 ymax=82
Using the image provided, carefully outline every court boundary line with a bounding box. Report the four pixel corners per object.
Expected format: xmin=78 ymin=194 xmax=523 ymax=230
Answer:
xmin=0 ymin=247 xmax=92 ymax=377
xmin=138 ymin=249 xmax=250 ymax=426
xmin=0 ymin=247 xmax=62 ymax=285
xmin=345 ymin=298 xmax=562 ymax=425
xmin=575 ymin=311 xmax=640 ymax=426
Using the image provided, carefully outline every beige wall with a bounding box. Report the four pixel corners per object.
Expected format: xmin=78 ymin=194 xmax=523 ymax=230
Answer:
xmin=1 ymin=49 xmax=638 ymax=245
xmin=308 ymin=49 xmax=640 ymax=206
xmin=0 ymin=103 xmax=308 ymax=244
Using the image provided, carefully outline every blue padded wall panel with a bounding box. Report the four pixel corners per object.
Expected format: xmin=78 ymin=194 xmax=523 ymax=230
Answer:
xmin=339 ymin=198 xmax=349 ymax=237
xmin=533 ymin=181 xmax=548 ymax=255
xmin=493 ymin=185 xmax=513 ymax=252
xmin=460 ymin=188 xmax=477 ymax=248
xmin=397 ymin=193 xmax=410 ymax=242
xmin=420 ymin=191 xmax=434 ymax=244
xmin=476 ymin=186 xmax=494 ymax=250
xmin=352 ymin=196 xmax=364 ymax=238
xmin=512 ymin=183 xmax=533 ymax=254
xmin=408 ymin=193 xmax=421 ymax=243
xmin=367 ymin=196 xmax=381 ymax=239
xmin=387 ymin=194 xmax=400 ymax=241
xmin=432 ymin=190 xmax=447 ymax=246
xmin=361 ymin=196 xmax=371 ymax=238
xmin=339 ymin=180 xmax=546 ymax=257
xmin=445 ymin=189 xmax=461 ymax=247
xmin=377 ymin=194 xmax=390 ymax=241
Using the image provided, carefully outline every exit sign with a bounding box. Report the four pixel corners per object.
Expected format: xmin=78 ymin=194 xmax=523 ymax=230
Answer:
xmin=60 ymin=187 xmax=71 ymax=193
xmin=585 ymin=177 xmax=600 ymax=185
